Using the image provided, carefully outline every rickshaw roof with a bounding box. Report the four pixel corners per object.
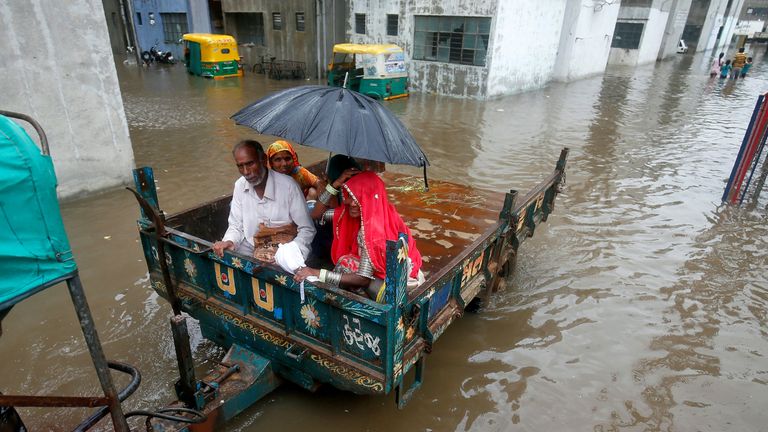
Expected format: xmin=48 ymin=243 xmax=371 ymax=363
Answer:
xmin=0 ymin=115 xmax=77 ymax=309
xmin=332 ymin=43 xmax=404 ymax=55
xmin=183 ymin=33 xmax=237 ymax=44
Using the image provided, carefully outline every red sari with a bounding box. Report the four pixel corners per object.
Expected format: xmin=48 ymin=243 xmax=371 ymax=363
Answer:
xmin=331 ymin=172 xmax=422 ymax=279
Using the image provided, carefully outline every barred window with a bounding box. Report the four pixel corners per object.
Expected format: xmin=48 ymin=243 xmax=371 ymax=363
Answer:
xmin=387 ymin=14 xmax=398 ymax=36
xmin=355 ymin=13 xmax=366 ymax=34
xmin=611 ymin=22 xmax=644 ymax=49
xmin=413 ymin=16 xmax=491 ymax=67
xmin=272 ymin=12 xmax=282 ymax=30
xmin=296 ymin=12 xmax=305 ymax=31
xmin=160 ymin=13 xmax=187 ymax=43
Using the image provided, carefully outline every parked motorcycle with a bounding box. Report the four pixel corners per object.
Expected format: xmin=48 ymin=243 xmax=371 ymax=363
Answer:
xmin=141 ymin=44 xmax=175 ymax=65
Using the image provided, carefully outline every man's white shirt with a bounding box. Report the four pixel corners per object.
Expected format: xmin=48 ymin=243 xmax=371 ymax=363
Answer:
xmin=222 ymin=170 xmax=316 ymax=258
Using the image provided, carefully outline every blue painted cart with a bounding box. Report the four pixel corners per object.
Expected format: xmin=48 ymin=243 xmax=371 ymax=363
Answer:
xmin=132 ymin=149 xmax=568 ymax=430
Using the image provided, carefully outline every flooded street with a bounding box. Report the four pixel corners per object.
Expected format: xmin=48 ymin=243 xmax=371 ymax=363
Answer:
xmin=2 ymin=50 xmax=768 ymax=431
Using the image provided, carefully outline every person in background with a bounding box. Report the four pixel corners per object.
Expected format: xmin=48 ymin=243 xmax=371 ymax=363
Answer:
xmin=732 ymin=47 xmax=747 ymax=80
xmin=266 ymin=140 xmax=322 ymax=200
xmin=295 ymin=171 xmax=424 ymax=301
xmin=710 ymin=52 xmax=725 ymax=77
xmin=213 ymin=140 xmax=316 ymax=259
xmin=741 ymin=57 xmax=753 ymax=78
xmin=721 ymin=59 xmax=732 ymax=79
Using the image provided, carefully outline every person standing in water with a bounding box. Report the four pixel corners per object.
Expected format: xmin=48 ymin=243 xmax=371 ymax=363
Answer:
xmin=732 ymin=48 xmax=748 ymax=80
xmin=710 ymin=52 xmax=725 ymax=77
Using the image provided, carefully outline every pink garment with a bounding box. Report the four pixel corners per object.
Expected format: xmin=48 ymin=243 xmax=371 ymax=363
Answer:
xmin=710 ymin=57 xmax=723 ymax=75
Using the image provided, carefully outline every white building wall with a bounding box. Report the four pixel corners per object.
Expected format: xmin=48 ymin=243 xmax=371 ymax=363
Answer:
xmin=657 ymin=0 xmax=692 ymax=60
xmin=0 ymin=0 xmax=135 ymax=199
xmin=637 ymin=5 xmax=670 ymax=64
xmin=553 ymin=0 xmax=621 ymax=82
xmin=715 ymin=0 xmax=747 ymax=52
xmin=608 ymin=0 xmax=672 ymax=66
xmin=485 ymin=0 xmax=568 ymax=97
xmin=698 ymin=0 xmax=729 ymax=52
xmin=347 ymin=0 xmax=497 ymax=98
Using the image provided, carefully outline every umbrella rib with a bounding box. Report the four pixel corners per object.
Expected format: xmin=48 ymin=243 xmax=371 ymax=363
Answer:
xmin=303 ymin=87 xmax=333 ymax=143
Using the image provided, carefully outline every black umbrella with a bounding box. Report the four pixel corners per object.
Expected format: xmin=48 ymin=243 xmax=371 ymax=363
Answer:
xmin=231 ymin=85 xmax=429 ymax=168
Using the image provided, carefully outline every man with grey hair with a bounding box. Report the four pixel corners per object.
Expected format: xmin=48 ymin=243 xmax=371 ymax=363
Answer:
xmin=213 ymin=139 xmax=316 ymax=259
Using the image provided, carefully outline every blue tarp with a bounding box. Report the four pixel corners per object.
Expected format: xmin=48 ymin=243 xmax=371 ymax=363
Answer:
xmin=0 ymin=115 xmax=76 ymax=309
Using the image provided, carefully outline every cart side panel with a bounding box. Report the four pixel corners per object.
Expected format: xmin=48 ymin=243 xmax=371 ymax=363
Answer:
xmin=140 ymin=229 xmax=393 ymax=393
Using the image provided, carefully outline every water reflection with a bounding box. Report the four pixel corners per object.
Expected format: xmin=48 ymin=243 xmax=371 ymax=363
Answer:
xmin=2 ymin=51 xmax=768 ymax=431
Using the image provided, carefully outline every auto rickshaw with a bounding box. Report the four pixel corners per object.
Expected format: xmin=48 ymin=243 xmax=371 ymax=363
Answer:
xmin=327 ymin=43 xmax=408 ymax=100
xmin=182 ymin=33 xmax=242 ymax=79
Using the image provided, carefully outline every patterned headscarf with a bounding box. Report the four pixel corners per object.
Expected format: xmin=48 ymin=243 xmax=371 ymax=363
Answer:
xmin=266 ymin=140 xmax=300 ymax=173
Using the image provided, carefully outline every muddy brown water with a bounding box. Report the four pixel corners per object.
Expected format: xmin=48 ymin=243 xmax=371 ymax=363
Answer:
xmin=2 ymin=51 xmax=768 ymax=431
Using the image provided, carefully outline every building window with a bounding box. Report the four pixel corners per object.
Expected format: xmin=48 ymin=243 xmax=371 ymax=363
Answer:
xmin=355 ymin=13 xmax=366 ymax=34
xmin=160 ymin=13 xmax=187 ymax=43
xmin=412 ymin=16 xmax=491 ymax=67
xmin=296 ymin=12 xmax=305 ymax=31
xmin=386 ymin=14 xmax=398 ymax=36
xmin=136 ymin=12 xmax=142 ymax=25
xmin=272 ymin=12 xmax=282 ymax=30
xmin=231 ymin=13 xmax=264 ymax=45
xmin=621 ymin=0 xmax=652 ymax=6
xmin=611 ymin=22 xmax=644 ymax=49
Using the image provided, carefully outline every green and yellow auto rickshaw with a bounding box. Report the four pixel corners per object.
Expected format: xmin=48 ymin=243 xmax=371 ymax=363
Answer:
xmin=182 ymin=33 xmax=242 ymax=79
xmin=327 ymin=43 xmax=408 ymax=100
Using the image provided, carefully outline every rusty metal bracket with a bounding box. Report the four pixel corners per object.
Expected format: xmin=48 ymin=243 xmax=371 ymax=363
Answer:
xmin=127 ymin=186 xmax=182 ymax=316
xmin=285 ymin=344 xmax=308 ymax=363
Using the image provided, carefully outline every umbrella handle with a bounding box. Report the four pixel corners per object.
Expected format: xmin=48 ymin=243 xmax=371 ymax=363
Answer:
xmin=343 ymin=72 xmax=349 ymax=89
xmin=422 ymin=162 xmax=429 ymax=192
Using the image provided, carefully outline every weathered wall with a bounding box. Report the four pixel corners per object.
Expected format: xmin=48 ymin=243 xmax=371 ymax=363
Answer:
xmin=657 ymin=0 xmax=693 ymax=60
xmin=637 ymin=4 xmax=670 ymax=63
xmin=608 ymin=0 xmax=671 ymax=66
xmin=102 ymin=0 xmax=131 ymax=55
xmin=0 ymin=0 xmax=135 ymax=199
xmin=347 ymin=0 xmax=497 ymax=98
xmin=187 ymin=0 xmax=212 ymax=33
xmin=485 ymin=0 xmax=568 ymax=97
xmin=133 ymin=0 xmax=189 ymax=58
xmin=553 ymin=0 xmax=621 ymax=82
xmin=698 ymin=0 xmax=728 ymax=51
xmin=222 ymin=0 xmax=319 ymax=77
xmin=714 ymin=0 xmax=747 ymax=51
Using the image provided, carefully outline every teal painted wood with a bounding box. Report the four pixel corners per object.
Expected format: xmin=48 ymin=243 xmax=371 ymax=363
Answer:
xmin=383 ymin=235 xmax=409 ymax=388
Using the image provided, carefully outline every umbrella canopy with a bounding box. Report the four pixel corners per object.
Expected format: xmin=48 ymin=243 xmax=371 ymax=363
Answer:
xmin=231 ymin=85 xmax=429 ymax=167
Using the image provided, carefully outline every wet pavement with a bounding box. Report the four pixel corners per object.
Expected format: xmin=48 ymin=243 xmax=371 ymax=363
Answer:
xmin=2 ymin=49 xmax=768 ymax=430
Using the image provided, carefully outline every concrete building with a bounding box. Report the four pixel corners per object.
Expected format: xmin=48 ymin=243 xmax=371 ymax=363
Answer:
xmin=0 ymin=0 xmax=135 ymax=199
xmin=608 ymin=0 xmax=678 ymax=66
xmin=682 ymin=0 xmax=745 ymax=52
xmin=346 ymin=0 xmax=621 ymax=98
xmin=658 ymin=0 xmax=694 ymax=60
xmin=102 ymin=0 xmax=135 ymax=55
xmin=734 ymin=0 xmax=768 ymax=37
xmin=553 ymin=0 xmax=622 ymax=82
xmin=132 ymin=0 xmax=212 ymax=59
xmin=220 ymin=0 xmax=344 ymax=79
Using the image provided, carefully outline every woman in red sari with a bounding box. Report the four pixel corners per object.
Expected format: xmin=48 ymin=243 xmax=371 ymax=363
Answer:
xmin=294 ymin=171 xmax=424 ymax=301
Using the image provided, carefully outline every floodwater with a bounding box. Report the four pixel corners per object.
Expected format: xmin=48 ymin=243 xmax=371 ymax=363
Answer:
xmin=2 ymin=49 xmax=768 ymax=431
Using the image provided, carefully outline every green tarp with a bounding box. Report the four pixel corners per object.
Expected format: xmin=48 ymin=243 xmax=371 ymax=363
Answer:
xmin=0 ymin=115 xmax=76 ymax=309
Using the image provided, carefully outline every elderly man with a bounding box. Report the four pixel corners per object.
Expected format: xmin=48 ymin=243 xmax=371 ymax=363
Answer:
xmin=213 ymin=139 xmax=315 ymax=259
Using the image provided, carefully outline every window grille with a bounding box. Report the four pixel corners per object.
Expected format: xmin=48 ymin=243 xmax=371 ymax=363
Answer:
xmin=412 ymin=16 xmax=491 ymax=67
